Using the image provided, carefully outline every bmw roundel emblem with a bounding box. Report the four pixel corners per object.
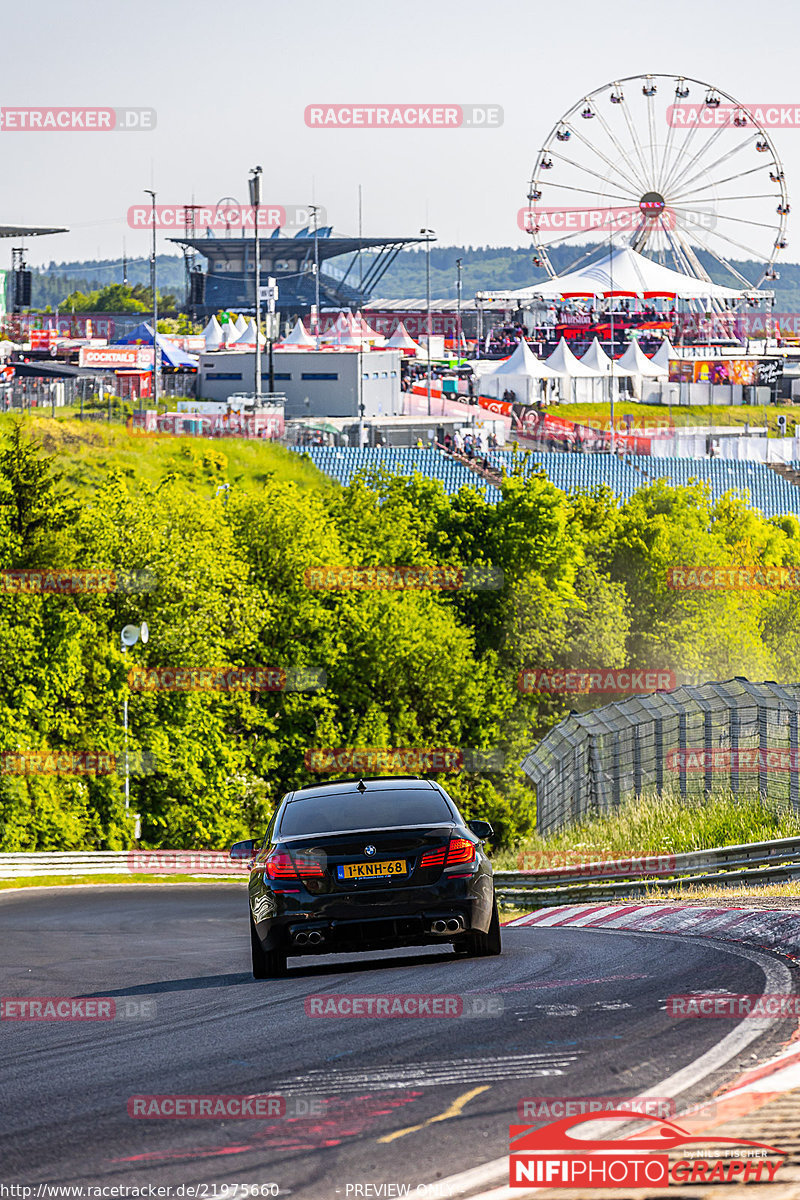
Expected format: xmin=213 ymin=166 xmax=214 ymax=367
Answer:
xmin=364 ymin=844 xmax=376 ymax=857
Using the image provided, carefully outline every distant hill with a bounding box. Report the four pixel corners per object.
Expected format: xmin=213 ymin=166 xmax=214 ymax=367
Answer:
xmin=27 ymin=245 xmax=800 ymax=312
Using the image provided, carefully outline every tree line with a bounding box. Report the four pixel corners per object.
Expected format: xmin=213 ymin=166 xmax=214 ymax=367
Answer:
xmin=1 ymin=425 xmax=800 ymax=851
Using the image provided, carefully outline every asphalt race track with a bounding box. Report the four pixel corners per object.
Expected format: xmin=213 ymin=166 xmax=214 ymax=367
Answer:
xmin=0 ymin=886 xmax=791 ymax=1198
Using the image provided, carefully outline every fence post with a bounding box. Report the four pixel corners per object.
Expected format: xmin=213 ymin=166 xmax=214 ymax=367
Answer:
xmin=730 ymin=705 xmax=740 ymax=795
xmin=758 ymin=705 xmax=768 ymax=799
xmin=633 ymin=724 xmax=642 ymax=797
xmin=679 ymin=709 xmax=687 ymax=798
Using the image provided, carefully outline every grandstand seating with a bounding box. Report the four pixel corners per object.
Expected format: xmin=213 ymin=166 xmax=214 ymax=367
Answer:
xmin=290 ymin=447 xmax=800 ymax=519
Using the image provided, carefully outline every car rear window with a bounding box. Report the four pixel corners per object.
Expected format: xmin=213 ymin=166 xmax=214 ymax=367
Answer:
xmin=278 ymin=791 xmax=454 ymax=836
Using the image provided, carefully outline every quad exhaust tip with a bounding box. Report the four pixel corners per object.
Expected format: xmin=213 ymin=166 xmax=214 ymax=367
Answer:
xmin=293 ymin=928 xmax=324 ymax=946
xmin=431 ymin=918 xmax=463 ymax=934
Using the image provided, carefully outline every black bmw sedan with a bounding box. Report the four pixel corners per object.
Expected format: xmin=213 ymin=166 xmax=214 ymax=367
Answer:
xmin=230 ymin=775 xmax=501 ymax=977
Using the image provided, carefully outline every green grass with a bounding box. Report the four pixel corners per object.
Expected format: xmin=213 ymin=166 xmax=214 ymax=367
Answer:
xmin=542 ymin=399 xmax=799 ymax=438
xmin=0 ymin=416 xmax=332 ymax=496
xmin=494 ymin=792 xmax=800 ymax=872
xmin=0 ymin=873 xmax=246 ymax=889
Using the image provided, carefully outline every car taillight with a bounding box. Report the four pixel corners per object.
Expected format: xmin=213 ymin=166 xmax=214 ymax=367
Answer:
xmin=265 ymin=852 xmax=298 ymax=879
xmin=265 ymin=851 xmax=325 ymax=879
xmin=420 ymin=846 xmax=447 ymax=868
xmin=446 ymin=838 xmax=476 ymax=866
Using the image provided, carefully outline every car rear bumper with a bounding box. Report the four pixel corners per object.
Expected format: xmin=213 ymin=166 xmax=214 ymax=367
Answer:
xmin=250 ymin=874 xmax=493 ymax=954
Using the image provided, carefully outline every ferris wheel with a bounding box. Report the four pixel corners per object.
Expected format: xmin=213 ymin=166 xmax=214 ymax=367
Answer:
xmin=525 ymin=74 xmax=789 ymax=293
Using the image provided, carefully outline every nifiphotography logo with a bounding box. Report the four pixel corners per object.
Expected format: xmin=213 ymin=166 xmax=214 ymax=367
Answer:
xmin=508 ymin=1111 xmax=785 ymax=1188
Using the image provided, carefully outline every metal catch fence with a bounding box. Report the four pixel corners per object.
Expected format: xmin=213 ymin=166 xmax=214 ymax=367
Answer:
xmin=521 ymin=678 xmax=800 ymax=835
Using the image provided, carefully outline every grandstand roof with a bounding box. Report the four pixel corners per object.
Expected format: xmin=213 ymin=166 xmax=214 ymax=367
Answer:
xmin=0 ymin=224 xmax=67 ymax=238
xmin=169 ymin=234 xmax=425 ymax=263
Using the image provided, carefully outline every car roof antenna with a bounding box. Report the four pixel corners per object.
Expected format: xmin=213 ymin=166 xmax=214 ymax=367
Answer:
xmin=356 ymin=779 xmax=367 ymax=793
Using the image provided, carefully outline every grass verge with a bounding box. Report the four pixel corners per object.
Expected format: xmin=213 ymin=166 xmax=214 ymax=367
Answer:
xmin=495 ymin=793 xmax=800 ymax=872
xmin=543 ymin=399 xmax=798 ymax=438
xmin=0 ymin=874 xmax=246 ymax=889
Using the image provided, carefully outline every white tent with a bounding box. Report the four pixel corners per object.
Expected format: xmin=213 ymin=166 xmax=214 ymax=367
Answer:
xmin=479 ymin=337 xmax=561 ymax=404
xmin=509 ymin=244 xmax=746 ymax=303
xmin=280 ymin=319 xmax=316 ymax=347
xmin=233 ymin=314 xmax=248 ymax=336
xmin=545 ymin=337 xmax=601 ymax=376
xmin=617 ymin=339 xmax=668 ymax=377
xmin=233 ymin=318 xmax=266 ymax=347
xmin=202 ymin=315 xmax=223 ymax=351
xmin=580 ymin=337 xmax=613 ymax=373
xmin=221 ymin=321 xmax=240 ymax=346
xmin=321 ymin=311 xmax=353 ymax=344
xmin=386 ymin=321 xmax=422 ymax=354
xmin=651 ymin=337 xmax=678 ymax=370
xmin=545 ymin=336 xmax=602 ymax=403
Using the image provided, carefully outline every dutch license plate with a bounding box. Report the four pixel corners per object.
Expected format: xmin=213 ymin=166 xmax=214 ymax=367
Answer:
xmin=337 ymin=859 xmax=406 ymax=880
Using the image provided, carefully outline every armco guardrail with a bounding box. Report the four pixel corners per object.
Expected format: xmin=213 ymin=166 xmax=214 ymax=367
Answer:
xmin=494 ymin=834 xmax=800 ymax=906
xmin=0 ymin=851 xmax=247 ymax=879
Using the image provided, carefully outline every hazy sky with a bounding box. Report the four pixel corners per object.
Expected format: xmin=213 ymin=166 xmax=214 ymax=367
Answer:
xmin=4 ymin=0 xmax=800 ymax=276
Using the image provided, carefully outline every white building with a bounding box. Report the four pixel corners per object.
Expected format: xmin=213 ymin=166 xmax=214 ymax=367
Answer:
xmin=199 ymin=349 xmax=402 ymax=419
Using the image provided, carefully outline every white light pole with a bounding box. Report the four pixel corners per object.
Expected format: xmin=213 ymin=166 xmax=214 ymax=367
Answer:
xmin=420 ymin=228 xmax=436 ymax=416
xmin=456 ymin=257 xmax=463 ymax=359
xmin=144 ymin=190 xmax=158 ymax=412
xmin=249 ymin=166 xmax=263 ymax=405
xmin=121 ymin=622 xmax=149 ymax=819
xmin=609 ymin=228 xmax=615 ymax=455
xmin=309 ymin=204 xmax=321 ymax=349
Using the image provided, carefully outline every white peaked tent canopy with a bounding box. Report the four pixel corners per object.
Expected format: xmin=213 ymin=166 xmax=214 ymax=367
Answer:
xmin=352 ymin=310 xmax=379 ymax=337
xmin=222 ymin=321 xmax=241 ymax=346
xmin=580 ymin=337 xmax=613 ymax=372
xmin=545 ymin=336 xmax=601 ymax=376
xmin=202 ymin=315 xmax=223 ymax=351
xmin=233 ymin=314 xmax=248 ymax=336
xmin=281 ymin=318 xmax=316 ymax=347
xmin=489 ymin=337 xmax=561 ymax=380
xmin=518 ymin=245 xmax=745 ymax=302
xmin=580 ymin=336 xmax=635 ymax=377
xmin=386 ymin=321 xmax=422 ymax=352
xmin=651 ymin=337 xmax=678 ymax=370
xmin=233 ymin=318 xmax=266 ymax=346
xmin=480 ymin=337 xmax=561 ymax=402
xmin=321 ymin=311 xmax=353 ymax=343
xmin=617 ymin=339 xmax=667 ymax=377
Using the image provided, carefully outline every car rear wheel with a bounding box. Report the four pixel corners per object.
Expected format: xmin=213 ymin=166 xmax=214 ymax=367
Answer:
xmin=458 ymin=898 xmax=502 ymax=957
xmin=250 ymin=914 xmax=287 ymax=979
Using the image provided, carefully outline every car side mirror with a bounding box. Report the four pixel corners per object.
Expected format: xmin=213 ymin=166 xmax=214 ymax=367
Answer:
xmin=230 ymin=839 xmax=258 ymax=860
xmin=467 ymin=820 xmax=494 ymax=841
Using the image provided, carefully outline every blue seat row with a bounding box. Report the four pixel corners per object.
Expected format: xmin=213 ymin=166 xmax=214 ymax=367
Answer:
xmin=290 ymin=447 xmax=800 ymax=519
